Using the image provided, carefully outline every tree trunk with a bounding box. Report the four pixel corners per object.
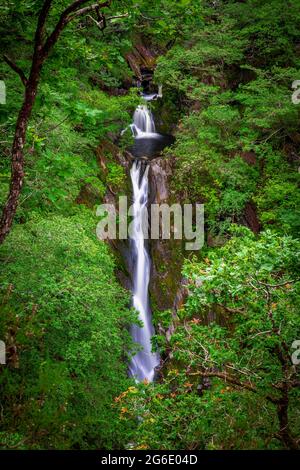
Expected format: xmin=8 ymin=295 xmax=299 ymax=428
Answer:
xmin=0 ymin=1 xmax=111 ymax=245
xmin=0 ymin=61 xmax=42 ymax=244
xmin=277 ymin=389 xmax=299 ymax=450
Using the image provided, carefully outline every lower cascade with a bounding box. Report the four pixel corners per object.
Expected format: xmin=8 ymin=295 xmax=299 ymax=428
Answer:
xmin=128 ymin=160 xmax=160 ymax=382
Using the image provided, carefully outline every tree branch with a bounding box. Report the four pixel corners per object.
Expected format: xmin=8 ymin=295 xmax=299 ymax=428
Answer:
xmin=107 ymin=13 xmax=129 ymax=21
xmin=188 ymin=370 xmax=257 ymax=393
xmin=0 ymin=0 xmax=114 ymax=245
xmin=42 ymin=1 xmax=111 ymax=58
xmin=87 ymin=11 xmax=128 ymax=31
xmin=257 ymin=279 xmax=300 ymax=289
xmin=3 ymin=55 xmax=28 ymax=86
xmin=69 ymin=1 xmax=111 ymax=20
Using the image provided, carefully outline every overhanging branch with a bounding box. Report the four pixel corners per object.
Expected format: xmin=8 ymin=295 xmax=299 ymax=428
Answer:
xmin=107 ymin=13 xmax=129 ymax=21
xmin=69 ymin=1 xmax=111 ymax=20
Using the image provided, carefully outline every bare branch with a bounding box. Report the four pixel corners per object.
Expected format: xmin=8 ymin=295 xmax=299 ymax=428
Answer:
xmin=70 ymin=2 xmax=111 ymax=20
xmin=257 ymin=279 xmax=300 ymax=289
xmin=3 ymin=55 xmax=28 ymax=86
xmin=187 ymin=369 xmax=257 ymax=393
xmin=87 ymin=11 xmax=128 ymax=31
xmin=107 ymin=13 xmax=129 ymax=21
xmin=87 ymin=10 xmax=106 ymax=31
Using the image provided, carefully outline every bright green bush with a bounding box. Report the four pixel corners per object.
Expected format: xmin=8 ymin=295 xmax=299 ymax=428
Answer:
xmin=0 ymin=213 xmax=136 ymax=449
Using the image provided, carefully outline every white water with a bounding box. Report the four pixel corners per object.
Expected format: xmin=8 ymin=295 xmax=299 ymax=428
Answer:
xmin=141 ymin=85 xmax=163 ymax=101
xmin=129 ymin=161 xmax=160 ymax=382
xmin=128 ymin=101 xmax=160 ymax=382
xmin=141 ymin=92 xmax=157 ymax=102
xmin=130 ymin=104 xmax=159 ymax=139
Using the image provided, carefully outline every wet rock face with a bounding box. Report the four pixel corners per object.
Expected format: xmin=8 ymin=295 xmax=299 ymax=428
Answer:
xmin=125 ymin=43 xmax=157 ymax=81
xmin=148 ymin=157 xmax=185 ymax=311
xmin=149 ymin=157 xmax=173 ymax=203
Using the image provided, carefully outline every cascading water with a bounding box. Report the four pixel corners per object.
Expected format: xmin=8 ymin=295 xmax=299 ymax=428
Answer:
xmin=129 ymin=101 xmax=174 ymax=158
xmin=131 ymin=104 xmax=157 ymax=138
xmin=128 ymin=160 xmax=160 ymax=382
xmin=141 ymin=85 xmax=163 ymax=102
xmin=127 ymin=87 xmax=173 ymax=381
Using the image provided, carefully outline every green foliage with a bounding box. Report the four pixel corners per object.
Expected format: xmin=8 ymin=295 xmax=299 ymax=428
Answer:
xmin=0 ymin=0 xmax=141 ymax=450
xmin=155 ymin=1 xmax=300 ymax=237
xmin=106 ymin=162 xmax=126 ymax=190
xmin=1 ymin=0 xmax=300 ymax=452
xmin=0 ymin=0 xmax=139 ymax=218
xmin=0 ymin=213 xmax=136 ymax=449
xmin=121 ymin=229 xmax=300 ymax=449
xmin=155 ymin=18 xmax=246 ymax=100
xmin=168 ymin=104 xmax=260 ymax=233
xmin=126 ymin=0 xmax=204 ymax=44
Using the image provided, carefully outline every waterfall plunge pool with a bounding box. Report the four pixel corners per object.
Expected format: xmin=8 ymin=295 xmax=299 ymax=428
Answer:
xmin=129 ymin=134 xmax=175 ymax=159
xmin=128 ymin=103 xmax=174 ymax=159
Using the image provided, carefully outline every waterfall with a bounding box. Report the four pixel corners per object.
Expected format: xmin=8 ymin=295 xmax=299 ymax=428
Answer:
xmin=131 ymin=105 xmax=157 ymax=138
xmin=128 ymin=160 xmax=160 ymax=382
xmin=127 ymin=84 xmax=171 ymax=381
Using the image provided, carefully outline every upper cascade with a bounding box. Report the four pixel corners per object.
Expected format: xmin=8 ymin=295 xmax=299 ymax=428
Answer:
xmin=125 ymin=81 xmax=174 ymax=158
xmin=131 ymin=104 xmax=157 ymax=137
